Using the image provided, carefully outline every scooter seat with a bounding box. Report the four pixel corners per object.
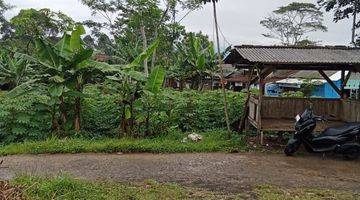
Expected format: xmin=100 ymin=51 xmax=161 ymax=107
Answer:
xmin=321 ymin=123 xmax=360 ymax=137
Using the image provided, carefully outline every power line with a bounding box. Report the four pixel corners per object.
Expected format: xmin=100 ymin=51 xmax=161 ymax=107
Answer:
xmin=218 ymin=25 xmax=232 ymax=47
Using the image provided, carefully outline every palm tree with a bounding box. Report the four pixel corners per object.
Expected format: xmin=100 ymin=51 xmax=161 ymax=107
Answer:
xmin=202 ymin=0 xmax=231 ymax=138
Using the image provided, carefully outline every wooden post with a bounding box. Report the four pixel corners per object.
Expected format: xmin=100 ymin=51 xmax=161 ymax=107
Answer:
xmin=257 ymin=69 xmax=265 ymax=145
xmin=344 ymin=71 xmax=352 ymax=86
xmin=341 ymin=70 xmax=345 ymax=99
xmin=342 ymin=71 xmax=352 ymax=99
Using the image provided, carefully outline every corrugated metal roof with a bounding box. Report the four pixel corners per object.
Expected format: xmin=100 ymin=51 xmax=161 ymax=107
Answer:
xmin=266 ymin=70 xmax=337 ymax=81
xmin=234 ymin=45 xmax=360 ymax=64
xmin=289 ymin=70 xmax=337 ymax=79
xmin=346 ymin=72 xmax=360 ymax=89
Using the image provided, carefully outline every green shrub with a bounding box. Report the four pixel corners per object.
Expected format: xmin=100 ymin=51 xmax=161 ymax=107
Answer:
xmin=80 ymin=86 xmax=245 ymax=137
xmin=125 ymin=89 xmax=245 ymax=134
xmin=0 ymin=90 xmax=51 ymax=144
xmin=166 ymin=89 xmax=245 ymax=131
xmin=281 ymin=91 xmax=304 ymax=97
xmin=82 ymin=85 xmax=119 ymax=138
xmin=0 ymin=84 xmax=245 ymax=143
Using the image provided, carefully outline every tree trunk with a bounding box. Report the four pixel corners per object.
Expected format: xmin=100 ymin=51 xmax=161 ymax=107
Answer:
xmin=180 ymin=79 xmax=185 ymax=91
xmin=140 ymin=24 xmax=149 ymax=76
xmin=59 ymin=95 xmax=67 ymax=136
xmin=74 ymin=84 xmax=82 ymax=132
xmin=212 ymin=1 xmax=232 ymax=138
xmin=51 ymin=107 xmax=59 ymax=133
xmin=129 ymin=95 xmax=136 ymax=136
xmin=119 ymin=106 xmax=127 ymax=138
xmin=198 ymin=74 xmax=203 ymax=91
xmin=211 ymin=73 xmax=214 ymax=90
xmin=352 ymin=1 xmax=358 ymax=46
xmin=145 ymin=111 xmax=150 ymax=137
xmin=150 ymin=3 xmax=170 ymax=71
xmin=74 ymin=97 xmax=81 ymax=132
xmin=151 ymin=30 xmax=158 ymax=71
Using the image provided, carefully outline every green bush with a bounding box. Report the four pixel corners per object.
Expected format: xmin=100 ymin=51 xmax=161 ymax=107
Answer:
xmin=80 ymin=86 xmax=245 ymax=136
xmin=0 ymin=90 xmax=51 ymax=144
xmin=165 ymin=89 xmax=245 ymax=131
xmin=0 ymin=84 xmax=245 ymax=143
xmin=82 ymin=85 xmax=119 ymax=138
xmin=281 ymin=91 xmax=304 ymax=97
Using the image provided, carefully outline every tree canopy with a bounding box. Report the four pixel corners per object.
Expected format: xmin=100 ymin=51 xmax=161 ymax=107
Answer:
xmin=261 ymin=2 xmax=328 ymax=45
xmin=318 ymin=0 xmax=360 ymax=45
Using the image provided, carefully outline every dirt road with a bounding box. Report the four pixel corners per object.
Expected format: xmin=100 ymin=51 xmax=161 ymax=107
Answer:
xmin=0 ymin=153 xmax=359 ymax=193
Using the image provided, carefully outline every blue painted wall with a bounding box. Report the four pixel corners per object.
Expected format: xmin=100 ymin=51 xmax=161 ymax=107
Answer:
xmin=312 ymin=80 xmax=341 ymax=99
xmin=265 ymin=84 xmax=281 ymax=97
xmin=265 ymin=80 xmax=342 ymax=99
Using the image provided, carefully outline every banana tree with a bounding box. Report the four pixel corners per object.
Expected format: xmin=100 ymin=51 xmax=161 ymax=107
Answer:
xmin=204 ymin=42 xmax=218 ymax=90
xmin=140 ymin=66 xmax=166 ymax=136
xmin=103 ymin=40 xmax=160 ymax=137
xmin=17 ymin=25 xmax=101 ymax=134
xmin=171 ymin=33 xmax=215 ymax=91
xmin=0 ymin=52 xmax=30 ymax=90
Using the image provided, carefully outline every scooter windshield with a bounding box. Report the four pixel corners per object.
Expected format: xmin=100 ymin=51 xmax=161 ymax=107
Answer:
xmin=300 ymin=109 xmax=312 ymax=120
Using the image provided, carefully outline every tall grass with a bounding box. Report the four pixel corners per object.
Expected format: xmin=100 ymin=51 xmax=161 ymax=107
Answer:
xmin=0 ymin=130 xmax=247 ymax=156
xmin=11 ymin=176 xmax=360 ymax=200
xmin=12 ymin=176 xmax=191 ymax=200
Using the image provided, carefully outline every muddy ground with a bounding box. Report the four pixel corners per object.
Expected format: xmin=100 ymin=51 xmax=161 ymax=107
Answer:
xmin=0 ymin=152 xmax=359 ymax=194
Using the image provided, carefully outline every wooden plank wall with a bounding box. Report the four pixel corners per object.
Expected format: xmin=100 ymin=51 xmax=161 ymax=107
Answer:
xmin=261 ymin=97 xmax=342 ymax=120
xmin=341 ymin=100 xmax=360 ymax=122
xmin=248 ymin=96 xmax=258 ymax=122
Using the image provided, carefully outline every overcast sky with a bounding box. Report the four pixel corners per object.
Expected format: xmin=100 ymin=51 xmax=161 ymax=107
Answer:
xmin=4 ymin=0 xmax=353 ymax=47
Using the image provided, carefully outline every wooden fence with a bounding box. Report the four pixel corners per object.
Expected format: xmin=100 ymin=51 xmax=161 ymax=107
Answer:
xmin=248 ymin=95 xmax=360 ymax=126
xmin=261 ymin=97 xmax=342 ymax=120
xmin=341 ymin=100 xmax=360 ymax=122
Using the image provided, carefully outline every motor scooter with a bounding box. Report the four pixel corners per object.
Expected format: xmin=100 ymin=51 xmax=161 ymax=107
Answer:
xmin=285 ymin=108 xmax=360 ymax=160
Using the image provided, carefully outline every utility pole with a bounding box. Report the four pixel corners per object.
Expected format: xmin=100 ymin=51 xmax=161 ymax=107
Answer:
xmin=211 ymin=0 xmax=232 ymax=138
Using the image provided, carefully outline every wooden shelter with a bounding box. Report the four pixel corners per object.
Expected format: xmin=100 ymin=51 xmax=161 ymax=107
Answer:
xmin=224 ymin=45 xmax=360 ymax=144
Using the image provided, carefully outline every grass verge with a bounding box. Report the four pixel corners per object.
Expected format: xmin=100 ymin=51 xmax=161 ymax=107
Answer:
xmin=255 ymin=185 xmax=360 ymax=200
xmin=6 ymin=176 xmax=360 ymax=200
xmin=11 ymin=176 xmax=241 ymax=200
xmin=0 ymin=130 xmax=247 ymax=156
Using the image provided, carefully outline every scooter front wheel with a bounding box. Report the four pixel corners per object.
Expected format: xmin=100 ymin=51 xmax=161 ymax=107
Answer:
xmin=284 ymin=141 xmax=301 ymax=156
xmin=284 ymin=144 xmax=300 ymax=156
xmin=285 ymin=145 xmax=296 ymax=156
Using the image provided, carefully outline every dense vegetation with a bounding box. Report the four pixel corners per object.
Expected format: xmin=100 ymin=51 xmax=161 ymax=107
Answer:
xmin=0 ymin=0 xmax=244 ymax=146
xmin=0 ymin=0 xmax=356 ymax=146
xmin=0 ymin=87 xmax=244 ymax=144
